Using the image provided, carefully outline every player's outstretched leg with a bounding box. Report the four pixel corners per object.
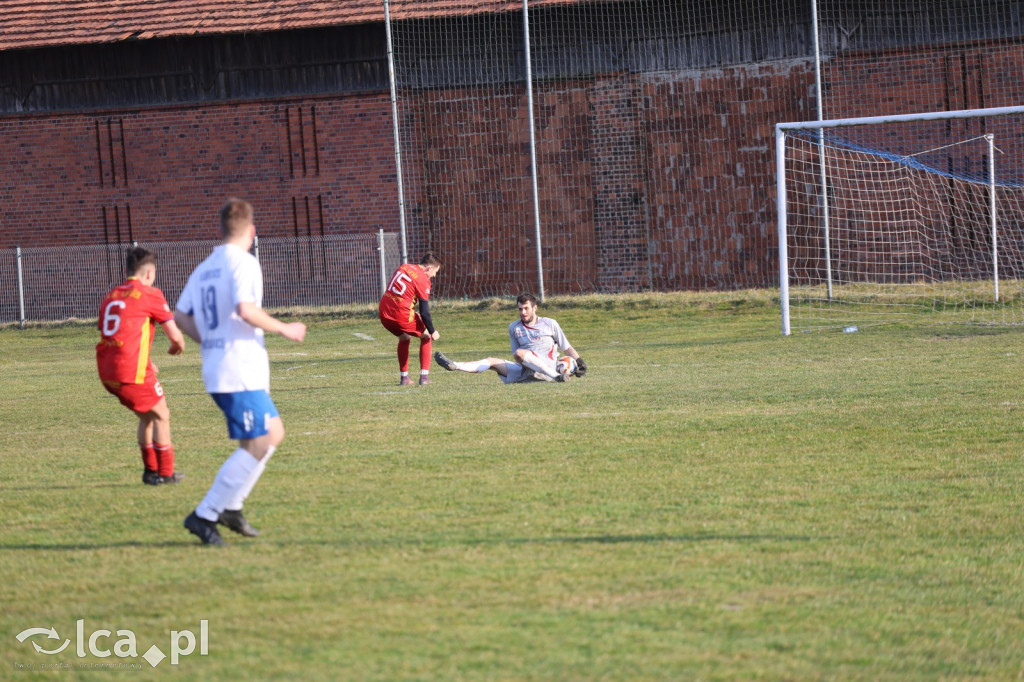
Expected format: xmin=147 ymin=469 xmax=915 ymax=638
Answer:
xmin=434 ymin=354 xmax=507 ymax=375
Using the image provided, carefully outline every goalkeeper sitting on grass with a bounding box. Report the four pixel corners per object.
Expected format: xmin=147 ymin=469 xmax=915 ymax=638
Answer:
xmin=434 ymin=293 xmax=587 ymax=383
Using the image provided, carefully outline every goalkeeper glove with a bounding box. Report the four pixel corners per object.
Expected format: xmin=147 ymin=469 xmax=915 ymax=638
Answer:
xmin=574 ymin=357 xmax=587 ymax=377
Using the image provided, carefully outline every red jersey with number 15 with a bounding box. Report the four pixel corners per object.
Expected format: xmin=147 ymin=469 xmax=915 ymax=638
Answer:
xmin=378 ymin=263 xmax=431 ymax=323
xmin=96 ymin=278 xmax=174 ymax=385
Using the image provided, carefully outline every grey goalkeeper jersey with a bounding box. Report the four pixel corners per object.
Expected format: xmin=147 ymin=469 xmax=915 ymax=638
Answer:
xmin=508 ymin=316 xmax=572 ymax=361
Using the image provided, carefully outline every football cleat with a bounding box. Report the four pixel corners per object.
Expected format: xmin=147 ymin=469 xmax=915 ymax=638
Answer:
xmin=219 ymin=509 xmax=260 ymax=537
xmin=142 ymin=469 xmax=162 ymax=486
xmin=434 ymin=352 xmax=456 ymax=371
xmin=184 ymin=511 xmax=226 ymax=546
xmin=419 ymin=376 xmax=432 ymax=385
xmin=159 ymin=472 xmax=185 ymax=484
xmin=399 ymin=375 xmax=413 ymax=386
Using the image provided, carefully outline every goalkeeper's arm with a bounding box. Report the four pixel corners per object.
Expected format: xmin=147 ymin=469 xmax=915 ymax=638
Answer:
xmin=564 ymin=347 xmax=587 ymax=377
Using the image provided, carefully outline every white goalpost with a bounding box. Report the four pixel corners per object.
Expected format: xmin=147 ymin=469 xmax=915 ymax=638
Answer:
xmin=777 ymin=105 xmax=1024 ymax=336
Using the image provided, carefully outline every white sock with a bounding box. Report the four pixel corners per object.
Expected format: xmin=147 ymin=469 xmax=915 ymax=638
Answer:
xmin=195 ymin=448 xmax=259 ymax=522
xmin=456 ymin=359 xmax=491 ymax=373
xmin=420 ymin=369 xmax=429 ymax=376
xmin=224 ymin=446 xmax=275 ymax=512
xmin=520 ymin=351 xmax=559 ymax=379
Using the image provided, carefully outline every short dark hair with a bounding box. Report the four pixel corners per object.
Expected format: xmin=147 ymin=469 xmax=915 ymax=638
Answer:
xmin=219 ymin=198 xmax=254 ymax=237
xmin=420 ymin=251 xmax=444 ymax=268
xmin=126 ymin=247 xmax=157 ymax=277
xmin=516 ymin=293 xmax=538 ymax=306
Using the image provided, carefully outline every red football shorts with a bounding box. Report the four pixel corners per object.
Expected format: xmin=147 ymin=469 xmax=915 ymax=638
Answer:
xmin=101 ymin=366 xmax=165 ymax=413
xmin=379 ymin=311 xmax=425 ymax=337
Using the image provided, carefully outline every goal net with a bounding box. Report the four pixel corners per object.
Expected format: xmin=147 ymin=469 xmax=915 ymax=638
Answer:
xmin=777 ymin=106 xmax=1024 ymax=335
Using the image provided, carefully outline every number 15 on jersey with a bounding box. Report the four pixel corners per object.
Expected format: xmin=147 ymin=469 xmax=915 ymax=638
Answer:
xmin=388 ymin=270 xmax=413 ymax=296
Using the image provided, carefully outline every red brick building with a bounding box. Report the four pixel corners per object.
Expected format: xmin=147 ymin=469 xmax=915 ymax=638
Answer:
xmin=0 ymin=1 xmax=1020 ymax=299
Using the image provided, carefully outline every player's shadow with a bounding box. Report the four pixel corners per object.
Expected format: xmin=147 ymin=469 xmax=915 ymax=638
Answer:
xmin=463 ymin=533 xmax=817 ymax=547
xmin=516 ymin=533 xmax=815 ymax=545
xmin=1 ymin=533 xmax=819 ymax=552
xmin=267 ymin=532 xmax=820 ymax=549
xmin=1 ymin=540 xmax=199 ymax=551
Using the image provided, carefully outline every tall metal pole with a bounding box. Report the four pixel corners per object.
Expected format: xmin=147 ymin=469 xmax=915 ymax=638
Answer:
xmin=777 ymin=131 xmax=791 ymax=336
xmin=811 ymin=0 xmax=833 ymax=300
xmin=384 ymin=0 xmax=410 ymax=264
xmin=378 ymin=228 xmax=388 ymax=297
xmin=523 ymin=0 xmax=546 ymax=302
xmin=988 ymin=133 xmax=998 ymax=303
xmin=16 ymin=246 xmax=26 ymax=328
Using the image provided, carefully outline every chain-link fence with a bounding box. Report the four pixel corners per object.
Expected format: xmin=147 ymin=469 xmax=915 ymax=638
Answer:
xmin=0 ymin=232 xmax=401 ymax=325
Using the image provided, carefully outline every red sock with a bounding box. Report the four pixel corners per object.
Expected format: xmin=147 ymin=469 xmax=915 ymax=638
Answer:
xmin=154 ymin=443 xmax=175 ymax=477
xmin=420 ymin=337 xmax=433 ymax=371
xmin=397 ymin=337 xmax=411 ymax=373
xmin=140 ymin=443 xmax=158 ymax=472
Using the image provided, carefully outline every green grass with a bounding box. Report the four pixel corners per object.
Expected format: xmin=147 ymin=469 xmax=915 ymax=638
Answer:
xmin=1 ymin=293 xmax=1022 ymax=680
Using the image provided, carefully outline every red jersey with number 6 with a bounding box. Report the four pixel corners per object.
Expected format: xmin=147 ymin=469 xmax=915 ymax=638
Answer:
xmin=96 ymin=278 xmax=174 ymax=385
xmin=378 ymin=263 xmax=431 ymax=324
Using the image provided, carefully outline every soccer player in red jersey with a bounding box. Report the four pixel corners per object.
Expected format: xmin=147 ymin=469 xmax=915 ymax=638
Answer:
xmin=378 ymin=252 xmax=443 ymax=385
xmin=97 ymin=247 xmax=187 ymax=485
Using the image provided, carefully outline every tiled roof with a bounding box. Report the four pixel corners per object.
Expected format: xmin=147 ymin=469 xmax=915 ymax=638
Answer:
xmin=0 ymin=1 xmax=578 ymax=52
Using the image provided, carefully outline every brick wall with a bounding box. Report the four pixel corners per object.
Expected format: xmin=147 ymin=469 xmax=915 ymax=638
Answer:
xmin=1 ymin=39 xmax=1019 ymax=296
xmin=391 ymin=61 xmax=815 ymax=298
xmin=642 ymin=61 xmax=816 ymax=291
xmin=0 ymin=94 xmax=400 ymax=248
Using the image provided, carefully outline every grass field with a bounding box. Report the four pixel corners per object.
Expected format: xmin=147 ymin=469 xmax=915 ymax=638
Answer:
xmin=1 ymin=293 xmax=1022 ymax=680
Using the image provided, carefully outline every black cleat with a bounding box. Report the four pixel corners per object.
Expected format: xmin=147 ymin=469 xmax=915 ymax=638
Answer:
xmin=184 ymin=511 xmax=226 ymax=546
xmin=433 ymin=352 xmax=456 ymax=371
xmin=159 ymin=472 xmax=185 ymax=484
xmin=219 ymin=509 xmax=260 ymax=537
xmin=142 ymin=469 xmax=163 ymax=486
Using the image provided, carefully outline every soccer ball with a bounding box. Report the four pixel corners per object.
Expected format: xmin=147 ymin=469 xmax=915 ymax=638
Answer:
xmin=556 ymin=356 xmax=577 ymax=376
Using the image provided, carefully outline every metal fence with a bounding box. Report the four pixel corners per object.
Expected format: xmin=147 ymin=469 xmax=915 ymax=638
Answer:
xmin=0 ymin=231 xmax=402 ymax=325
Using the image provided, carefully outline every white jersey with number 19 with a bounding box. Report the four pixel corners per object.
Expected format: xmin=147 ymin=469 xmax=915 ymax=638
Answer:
xmin=176 ymin=243 xmax=270 ymax=393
